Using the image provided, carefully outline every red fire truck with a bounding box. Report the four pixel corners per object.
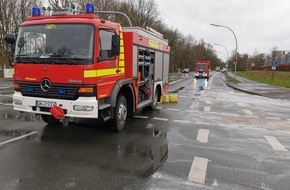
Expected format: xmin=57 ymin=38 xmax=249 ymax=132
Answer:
xmin=4 ymin=4 xmax=170 ymax=131
xmin=194 ymin=60 xmax=211 ymax=78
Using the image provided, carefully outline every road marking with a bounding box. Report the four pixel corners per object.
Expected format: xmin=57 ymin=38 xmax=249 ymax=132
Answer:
xmin=196 ymin=122 xmax=212 ymax=126
xmin=188 ymin=157 xmax=208 ymax=185
xmin=156 ymin=107 xmax=163 ymax=110
xmin=242 ymin=109 xmax=253 ymax=115
xmin=276 ymin=130 xmax=290 ymax=135
xmin=0 ymin=131 xmax=38 ymax=146
xmin=265 ymin=117 xmax=281 ymax=120
xmin=0 ymin=103 xmax=13 ymax=106
xmin=205 ymin=101 xmax=211 ymax=104
xmin=185 ymin=110 xmax=198 ymax=113
xmin=153 ymin=117 xmax=168 ymax=121
xmin=218 ymin=124 xmax=239 ymax=128
xmin=218 ymin=113 xmax=239 ymax=117
xmin=0 ymin=94 xmax=13 ymax=97
xmin=264 ymin=136 xmax=287 ymax=151
xmin=197 ymin=129 xmax=209 ymax=143
xmin=203 ymin=106 xmax=210 ymax=112
xmin=0 ymin=87 xmax=10 ymax=89
xmin=179 ymin=95 xmax=188 ymax=98
xmin=167 ymin=108 xmax=181 ymax=112
xmin=134 ymin=116 xmax=149 ymax=119
xmin=173 ymin=120 xmax=191 ymax=123
xmin=243 ymin=115 xmax=259 ymax=118
xmin=243 ymin=127 xmax=266 ymax=131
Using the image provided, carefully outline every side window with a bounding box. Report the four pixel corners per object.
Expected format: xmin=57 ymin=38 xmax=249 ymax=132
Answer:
xmin=99 ymin=29 xmax=115 ymax=60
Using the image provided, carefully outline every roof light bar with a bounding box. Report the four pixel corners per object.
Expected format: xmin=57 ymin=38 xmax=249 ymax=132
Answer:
xmin=32 ymin=7 xmax=41 ymax=16
xmin=86 ymin=3 xmax=94 ymax=14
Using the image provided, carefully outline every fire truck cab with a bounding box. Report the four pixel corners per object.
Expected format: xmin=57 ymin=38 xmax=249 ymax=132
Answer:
xmin=5 ymin=4 xmax=170 ymax=131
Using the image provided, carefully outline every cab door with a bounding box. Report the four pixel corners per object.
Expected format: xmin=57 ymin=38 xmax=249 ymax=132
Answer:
xmin=96 ymin=28 xmax=122 ymax=99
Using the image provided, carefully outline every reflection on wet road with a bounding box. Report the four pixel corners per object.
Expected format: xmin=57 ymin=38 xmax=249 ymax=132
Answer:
xmin=0 ymin=113 xmax=169 ymax=189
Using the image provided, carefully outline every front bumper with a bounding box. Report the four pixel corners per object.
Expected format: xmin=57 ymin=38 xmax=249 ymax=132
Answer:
xmin=13 ymin=92 xmax=99 ymax=118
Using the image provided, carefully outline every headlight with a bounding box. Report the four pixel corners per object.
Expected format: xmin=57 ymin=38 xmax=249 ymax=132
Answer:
xmin=14 ymin=99 xmax=23 ymax=105
xmin=73 ymin=105 xmax=94 ymax=111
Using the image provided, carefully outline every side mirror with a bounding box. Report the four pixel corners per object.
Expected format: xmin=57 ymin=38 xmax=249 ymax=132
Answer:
xmin=111 ymin=35 xmax=120 ymax=57
xmin=4 ymin=33 xmax=17 ymax=45
xmin=4 ymin=33 xmax=17 ymax=66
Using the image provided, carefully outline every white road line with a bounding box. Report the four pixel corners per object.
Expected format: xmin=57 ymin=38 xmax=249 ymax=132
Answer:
xmin=276 ymin=130 xmax=290 ymax=135
xmin=153 ymin=117 xmax=168 ymax=121
xmin=156 ymin=107 xmax=163 ymax=110
xmin=179 ymin=95 xmax=188 ymax=98
xmin=167 ymin=108 xmax=181 ymax=112
xmin=218 ymin=124 xmax=239 ymax=128
xmin=243 ymin=127 xmax=266 ymax=131
xmin=185 ymin=110 xmax=198 ymax=113
xmin=196 ymin=122 xmax=212 ymax=126
xmin=188 ymin=157 xmax=208 ymax=185
xmin=242 ymin=109 xmax=253 ymax=115
xmin=0 ymin=103 xmax=13 ymax=106
xmin=264 ymin=136 xmax=287 ymax=151
xmin=243 ymin=115 xmax=259 ymax=118
xmin=205 ymin=101 xmax=211 ymax=104
xmin=134 ymin=116 xmax=149 ymax=119
xmin=0 ymin=131 xmax=38 ymax=146
xmin=265 ymin=117 xmax=281 ymax=120
xmin=0 ymin=94 xmax=13 ymax=97
xmin=197 ymin=129 xmax=209 ymax=143
xmin=203 ymin=106 xmax=210 ymax=112
xmin=218 ymin=113 xmax=239 ymax=117
xmin=173 ymin=120 xmax=191 ymax=123
xmin=188 ymin=91 xmax=195 ymax=93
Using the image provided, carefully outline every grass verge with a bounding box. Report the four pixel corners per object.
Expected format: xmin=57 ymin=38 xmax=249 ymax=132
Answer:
xmin=236 ymin=71 xmax=290 ymax=88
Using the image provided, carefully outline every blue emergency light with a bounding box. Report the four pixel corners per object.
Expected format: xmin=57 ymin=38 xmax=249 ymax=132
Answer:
xmin=86 ymin=3 xmax=94 ymax=14
xmin=32 ymin=7 xmax=41 ymax=16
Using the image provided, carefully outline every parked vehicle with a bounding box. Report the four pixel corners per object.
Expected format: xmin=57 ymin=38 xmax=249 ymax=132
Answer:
xmin=4 ymin=3 xmax=170 ymax=131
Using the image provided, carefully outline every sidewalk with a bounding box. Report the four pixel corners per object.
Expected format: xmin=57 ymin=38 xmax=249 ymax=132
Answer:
xmin=226 ymin=72 xmax=290 ymax=101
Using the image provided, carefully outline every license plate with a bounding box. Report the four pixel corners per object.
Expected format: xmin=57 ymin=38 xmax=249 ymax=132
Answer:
xmin=36 ymin=100 xmax=56 ymax=108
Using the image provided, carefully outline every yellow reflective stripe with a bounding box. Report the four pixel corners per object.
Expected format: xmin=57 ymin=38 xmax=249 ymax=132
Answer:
xmin=84 ymin=68 xmax=125 ymax=78
xmin=120 ymin=53 xmax=124 ymax=60
xmin=84 ymin=70 xmax=97 ymax=78
xmin=120 ymin=46 xmax=124 ymax=52
xmin=119 ymin=61 xmax=125 ymax=67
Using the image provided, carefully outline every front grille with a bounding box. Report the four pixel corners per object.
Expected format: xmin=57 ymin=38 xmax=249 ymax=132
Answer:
xmin=19 ymin=82 xmax=81 ymax=100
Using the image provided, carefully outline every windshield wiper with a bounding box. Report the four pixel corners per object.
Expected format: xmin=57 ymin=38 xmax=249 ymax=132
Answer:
xmin=15 ymin=55 xmax=40 ymax=63
xmin=44 ymin=55 xmax=78 ymax=65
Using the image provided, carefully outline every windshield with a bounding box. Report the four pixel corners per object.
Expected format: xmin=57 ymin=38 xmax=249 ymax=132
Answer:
xmin=15 ymin=24 xmax=94 ymax=64
xmin=196 ymin=63 xmax=208 ymax=69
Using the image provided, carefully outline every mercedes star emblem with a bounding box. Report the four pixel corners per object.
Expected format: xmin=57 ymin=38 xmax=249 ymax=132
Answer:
xmin=40 ymin=79 xmax=52 ymax=92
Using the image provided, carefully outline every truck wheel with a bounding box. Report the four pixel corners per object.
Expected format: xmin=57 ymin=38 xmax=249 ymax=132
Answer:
xmin=150 ymin=89 xmax=158 ymax=110
xmin=110 ymin=95 xmax=127 ymax=132
xmin=41 ymin=114 xmax=61 ymax=125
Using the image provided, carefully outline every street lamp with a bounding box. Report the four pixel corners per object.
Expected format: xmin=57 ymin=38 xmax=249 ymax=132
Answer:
xmin=213 ymin=43 xmax=229 ymax=62
xmin=210 ymin=23 xmax=238 ymax=78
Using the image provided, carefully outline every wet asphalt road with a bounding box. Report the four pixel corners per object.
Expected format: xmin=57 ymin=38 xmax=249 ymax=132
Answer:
xmin=1 ymin=73 xmax=290 ymax=190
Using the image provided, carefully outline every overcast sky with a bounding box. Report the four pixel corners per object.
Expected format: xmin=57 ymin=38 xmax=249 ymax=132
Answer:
xmin=156 ymin=0 xmax=290 ymax=60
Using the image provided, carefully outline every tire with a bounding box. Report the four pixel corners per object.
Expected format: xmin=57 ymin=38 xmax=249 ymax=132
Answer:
xmin=41 ymin=114 xmax=61 ymax=125
xmin=150 ymin=89 xmax=158 ymax=110
xmin=110 ymin=95 xmax=127 ymax=132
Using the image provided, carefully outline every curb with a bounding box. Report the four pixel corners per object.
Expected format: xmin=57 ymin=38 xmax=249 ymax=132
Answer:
xmin=225 ymin=82 xmax=263 ymax=97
